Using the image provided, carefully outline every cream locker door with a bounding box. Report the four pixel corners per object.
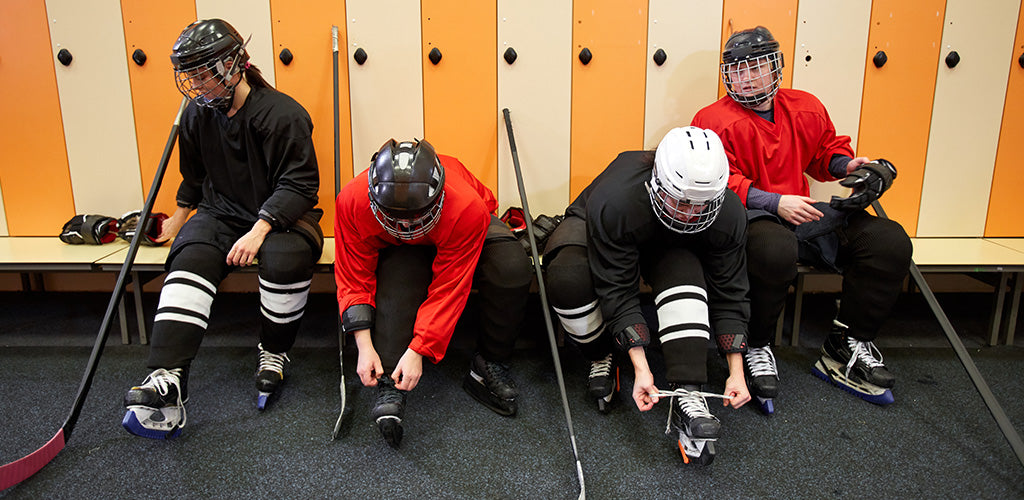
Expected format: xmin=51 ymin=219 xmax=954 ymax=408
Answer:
xmin=497 ymin=0 xmax=572 ymax=216
xmin=46 ymin=0 xmax=142 ymax=215
xmin=346 ymin=1 xmax=424 ymax=175
xmin=918 ymin=0 xmax=1021 ymax=236
xmin=790 ymin=0 xmax=871 ymax=204
xmin=195 ymin=0 xmax=276 ymax=86
xmin=644 ymin=0 xmax=723 ymax=150
xmin=0 ymin=189 xmax=7 ymax=236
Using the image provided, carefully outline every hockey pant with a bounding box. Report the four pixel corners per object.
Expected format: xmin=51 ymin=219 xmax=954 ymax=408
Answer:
xmin=746 ymin=211 xmax=911 ymax=346
xmin=371 ymin=215 xmax=532 ymax=371
xmin=146 ymin=232 xmax=315 ymax=370
xmin=546 ymin=244 xmax=713 ymax=385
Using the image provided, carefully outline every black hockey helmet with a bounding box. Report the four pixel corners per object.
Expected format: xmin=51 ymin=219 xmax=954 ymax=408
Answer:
xmin=170 ymin=19 xmax=250 ymax=110
xmin=367 ymin=139 xmax=446 ymax=240
xmin=720 ymin=26 xmax=784 ymax=109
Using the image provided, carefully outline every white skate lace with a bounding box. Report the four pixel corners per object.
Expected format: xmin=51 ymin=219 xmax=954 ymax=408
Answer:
xmin=845 ymin=338 xmax=885 ymax=379
xmin=141 ymin=367 xmax=187 ymax=427
xmin=744 ymin=346 xmax=778 ymax=379
xmin=588 ymin=353 xmax=613 ymax=380
xmin=652 ymin=388 xmax=730 ymax=435
xmin=257 ymin=343 xmax=290 ymax=374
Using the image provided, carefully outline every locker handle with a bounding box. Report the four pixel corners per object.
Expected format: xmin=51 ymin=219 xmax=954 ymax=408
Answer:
xmin=428 ymin=47 xmax=442 ymax=65
xmin=653 ymin=48 xmax=667 ymax=66
xmin=945 ymin=51 xmax=960 ymax=69
xmin=504 ymin=47 xmax=517 ymax=65
xmin=57 ymin=48 xmax=73 ymax=66
xmin=279 ymin=48 xmax=293 ymax=66
xmin=132 ymin=48 xmax=147 ymax=66
xmin=353 ymin=47 xmax=367 ymax=65
xmin=872 ymin=51 xmax=887 ymax=68
xmin=1018 ymin=52 xmax=1023 ymax=69
xmin=579 ymin=47 xmax=592 ymax=65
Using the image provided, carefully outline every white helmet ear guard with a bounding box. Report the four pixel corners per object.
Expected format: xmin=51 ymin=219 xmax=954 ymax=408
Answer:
xmin=647 ymin=126 xmax=729 ymax=234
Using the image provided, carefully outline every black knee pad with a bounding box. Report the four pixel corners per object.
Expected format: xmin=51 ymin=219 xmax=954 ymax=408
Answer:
xmin=258 ymin=232 xmax=315 ymax=283
xmin=478 ymin=238 xmax=532 ymax=290
xmin=544 ymin=245 xmax=596 ymax=310
xmin=167 ymin=242 xmax=228 ymax=282
xmin=747 ymin=220 xmax=798 ymax=284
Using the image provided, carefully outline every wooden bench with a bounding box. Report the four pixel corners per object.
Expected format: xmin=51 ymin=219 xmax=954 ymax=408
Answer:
xmin=776 ymin=237 xmax=1024 ymax=347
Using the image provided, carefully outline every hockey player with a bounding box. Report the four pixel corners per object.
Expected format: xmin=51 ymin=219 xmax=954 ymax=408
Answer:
xmin=122 ymin=19 xmax=323 ymax=439
xmin=545 ymin=127 xmax=752 ymax=465
xmin=335 ymin=138 xmax=532 ymax=448
xmin=692 ymin=26 xmax=912 ymax=408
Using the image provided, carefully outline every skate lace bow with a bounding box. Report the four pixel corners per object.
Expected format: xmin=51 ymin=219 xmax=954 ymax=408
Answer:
xmin=258 ymin=343 xmax=290 ymax=373
xmin=653 ymin=388 xmax=729 ymax=435
xmin=142 ymin=367 xmax=187 ymax=427
xmin=589 ymin=353 xmax=613 ymax=379
xmin=745 ymin=346 xmax=778 ymax=378
xmin=846 ymin=338 xmax=885 ymax=378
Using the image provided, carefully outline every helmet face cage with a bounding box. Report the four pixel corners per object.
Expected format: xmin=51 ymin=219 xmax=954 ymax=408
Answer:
xmin=171 ymin=20 xmax=248 ymax=110
xmin=367 ymin=139 xmax=446 ymax=240
xmin=721 ymin=51 xmax=783 ymax=109
xmin=370 ymin=191 xmax=445 ymax=240
xmin=646 ymin=176 xmax=723 ymax=234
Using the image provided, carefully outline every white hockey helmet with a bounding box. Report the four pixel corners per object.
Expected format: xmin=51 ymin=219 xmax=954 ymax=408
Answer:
xmin=646 ymin=126 xmax=729 ymax=234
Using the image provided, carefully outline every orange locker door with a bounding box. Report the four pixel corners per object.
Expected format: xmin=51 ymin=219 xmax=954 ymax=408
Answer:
xmin=121 ymin=0 xmax=196 ymax=217
xmin=918 ymin=0 xmax=1021 ymax=236
xmin=0 ymin=0 xmax=75 ymax=236
xmin=570 ymin=0 xmax=648 ymax=198
xmin=270 ymin=0 xmax=351 ymax=237
xmin=719 ymin=0 xmax=798 ymax=99
xmin=856 ymin=1 xmax=945 ymax=236
xmin=985 ymin=5 xmax=1024 ymax=237
xmin=497 ymin=0 xmax=572 ymax=216
xmin=422 ymin=0 xmax=498 ymax=193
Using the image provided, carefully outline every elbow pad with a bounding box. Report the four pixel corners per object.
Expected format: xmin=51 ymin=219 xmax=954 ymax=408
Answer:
xmin=614 ymin=323 xmax=651 ymax=351
xmin=716 ymin=332 xmax=748 ymax=355
xmin=341 ymin=304 xmax=374 ymax=333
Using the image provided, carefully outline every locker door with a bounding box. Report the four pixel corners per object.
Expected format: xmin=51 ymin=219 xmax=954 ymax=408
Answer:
xmin=856 ymin=1 xmax=946 ymax=236
xmin=121 ymin=0 xmax=196 ymax=217
xmin=422 ymin=0 xmax=498 ymax=193
xmin=985 ymin=5 xmax=1024 ymax=237
xmin=720 ymin=0 xmax=798 ymax=99
xmin=918 ymin=0 xmax=1021 ymax=236
xmin=46 ymin=0 xmax=143 ymax=216
xmin=0 ymin=0 xmax=74 ymax=236
xmin=791 ymin=1 xmax=871 ymax=204
xmin=270 ymin=0 xmax=351 ymax=237
xmin=570 ymin=0 xmax=648 ymax=198
xmin=644 ymin=0 xmax=723 ymax=150
xmin=346 ymin=1 xmax=424 ymax=176
xmin=497 ymin=0 xmax=572 ymax=216
xmin=195 ymin=0 xmax=276 ymax=86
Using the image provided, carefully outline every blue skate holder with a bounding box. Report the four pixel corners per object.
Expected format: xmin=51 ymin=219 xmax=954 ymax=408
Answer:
xmin=121 ymin=410 xmax=183 ymax=440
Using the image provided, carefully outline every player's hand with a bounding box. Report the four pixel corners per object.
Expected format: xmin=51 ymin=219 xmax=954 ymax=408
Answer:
xmin=392 ymin=349 xmax=423 ymax=391
xmin=354 ymin=330 xmax=383 ymax=387
xmin=777 ymin=195 xmax=822 ymax=225
xmin=632 ymin=370 xmax=659 ymax=411
xmin=723 ymin=374 xmax=751 ymax=409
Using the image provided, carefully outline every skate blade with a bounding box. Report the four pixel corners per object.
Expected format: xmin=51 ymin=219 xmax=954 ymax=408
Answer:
xmin=376 ymin=415 xmax=404 ymax=448
xmin=256 ymin=391 xmax=272 ymax=411
xmin=812 ymin=358 xmax=895 ymax=405
xmin=462 ymin=377 xmax=518 ymax=417
xmin=757 ymin=396 xmax=775 ymax=415
xmin=595 ymin=391 xmax=615 ymax=414
xmin=122 ymin=408 xmax=183 ymax=440
xmin=677 ymin=431 xmax=716 ymax=466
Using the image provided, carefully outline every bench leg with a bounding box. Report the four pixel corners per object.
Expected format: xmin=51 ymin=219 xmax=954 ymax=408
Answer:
xmin=118 ymin=297 xmax=130 ymax=344
xmin=132 ymin=272 xmax=148 ymax=345
xmin=791 ymin=274 xmax=805 ymax=347
xmin=987 ymin=272 xmax=1009 ymax=346
xmin=774 ymin=302 xmax=786 ymax=346
xmin=1006 ymin=271 xmax=1022 ymax=346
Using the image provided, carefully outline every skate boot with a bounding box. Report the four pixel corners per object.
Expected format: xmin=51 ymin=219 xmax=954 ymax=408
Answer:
xmin=668 ymin=385 xmax=720 ymax=465
xmin=122 ymin=367 xmax=188 ymax=439
xmin=744 ymin=345 xmax=779 ymax=414
xmin=371 ymin=374 xmax=407 ymax=448
xmin=255 ymin=343 xmax=290 ymax=410
xmin=588 ymin=353 xmax=618 ymax=414
xmin=812 ymin=320 xmax=895 ymax=405
xmin=462 ymin=353 xmax=518 ymax=416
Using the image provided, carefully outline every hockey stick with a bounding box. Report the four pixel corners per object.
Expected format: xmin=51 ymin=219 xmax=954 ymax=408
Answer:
xmin=0 ymin=97 xmax=188 ymax=491
xmin=330 ymin=24 xmax=351 ymax=440
xmin=502 ymin=108 xmax=586 ymax=499
xmin=871 ymin=200 xmax=1024 ymax=469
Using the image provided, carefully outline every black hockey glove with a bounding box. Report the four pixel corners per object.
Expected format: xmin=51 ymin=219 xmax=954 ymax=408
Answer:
xmin=117 ymin=211 xmax=169 ymax=246
xmin=829 ymin=158 xmax=897 ymax=211
xmin=613 ymin=323 xmax=651 ymax=351
xmin=59 ymin=214 xmax=119 ymax=244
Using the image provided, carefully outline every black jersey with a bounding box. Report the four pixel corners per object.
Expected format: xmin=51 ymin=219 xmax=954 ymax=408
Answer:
xmin=567 ymin=151 xmax=750 ymax=340
xmin=176 ymin=86 xmax=319 ymax=231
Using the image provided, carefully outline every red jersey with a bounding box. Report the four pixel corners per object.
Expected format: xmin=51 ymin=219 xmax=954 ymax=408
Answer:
xmin=691 ymin=89 xmax=854 ymax=206
xmin=334 ymin=155 xmax=497 ymax=363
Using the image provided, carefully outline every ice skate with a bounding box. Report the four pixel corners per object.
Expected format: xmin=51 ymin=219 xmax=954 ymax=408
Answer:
xmin=667 ymin=385 xmax=720 ymax=465
xmin=255 ymin=343 xmax=290 ymax=410
xmin=812 ymin=320 xmax=895 ymax=405
xmin=462 ymin=353 xmax=518 ymax=417
xmin=371 ymin=374 xmax=407 ymax=448
xmin=122 ymin=367 xmax=188 ymax=439
xmin=588 ymin=353 xmax=618 ymax=413
xmin=744 ymin=345 xmax=779 ymax=414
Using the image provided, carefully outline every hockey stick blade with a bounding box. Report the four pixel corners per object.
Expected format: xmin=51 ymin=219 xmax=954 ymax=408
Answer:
xmin=502 ymin=108 xmax=585 ymax=500
xmin=331 ymin=323 xmax=355 ymax=440
xmin=872 ymin=200 xmax=1024 ymax=470
xmin=0 ymin=97 xmax=188 ymax=490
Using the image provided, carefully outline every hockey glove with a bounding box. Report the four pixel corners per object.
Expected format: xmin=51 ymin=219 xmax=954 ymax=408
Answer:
xmin=829 ymin=158 xmax=897 ymax=211
xmin=716 ymin=332 xmax=748 ymax=355
xmin=117 ymin=211 xmax=170 ymax=246
xmin=59 ymin=214 xmax=119 ymax=244
xmin=613 ymin=323 xmax=651 ymax=351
